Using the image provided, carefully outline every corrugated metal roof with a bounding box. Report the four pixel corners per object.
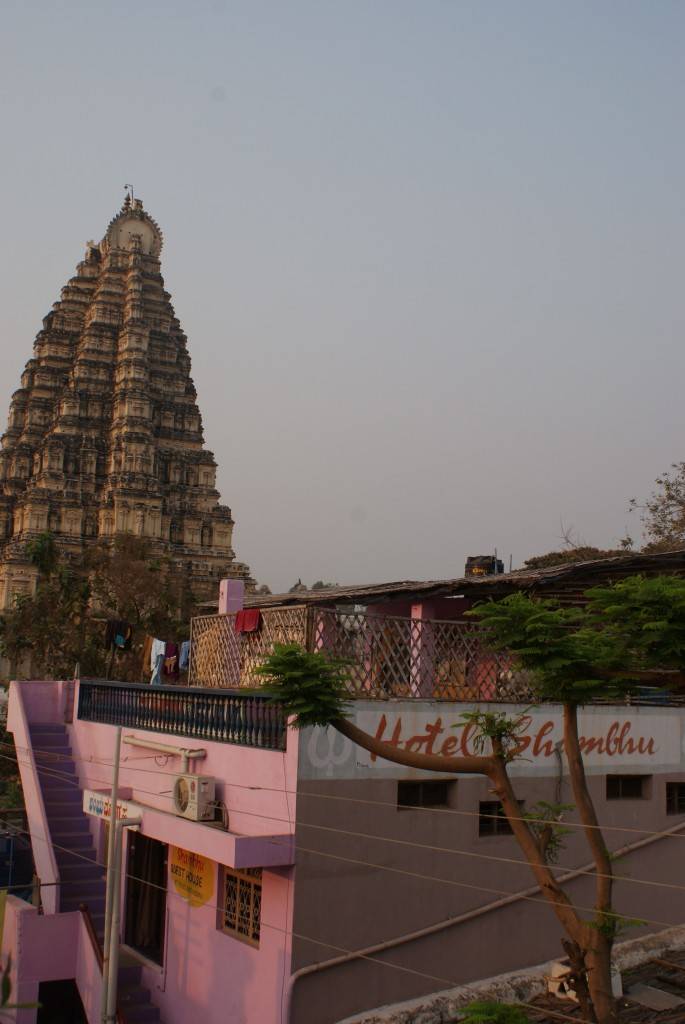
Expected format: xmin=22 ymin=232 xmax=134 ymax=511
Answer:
xmin=198 ymin=548 xmax=685 ymax=611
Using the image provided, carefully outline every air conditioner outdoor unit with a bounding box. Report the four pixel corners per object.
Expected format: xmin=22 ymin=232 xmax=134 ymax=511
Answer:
xmin=173 ymin=774 xmax=216 ymax=821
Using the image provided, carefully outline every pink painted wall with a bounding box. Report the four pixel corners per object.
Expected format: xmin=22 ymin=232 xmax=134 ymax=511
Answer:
xmin=0 ymin=898 xmax=98 ymax=1024
xmin=158 ymin=858 xmax=292 ymax=1024
xmin=63 ymin=681 xmax=298 ymax=1024
xmin=366 ymin=597 xmax=471 ymax=621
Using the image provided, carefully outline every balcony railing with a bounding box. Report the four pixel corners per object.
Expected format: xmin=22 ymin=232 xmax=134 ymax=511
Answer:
xmin=188 ymin=607 xmax=535 ymax=702
xmin=78 ymin=680 xmax=287 ymax=750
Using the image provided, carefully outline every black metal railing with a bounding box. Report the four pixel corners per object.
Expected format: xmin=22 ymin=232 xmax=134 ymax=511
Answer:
xmin=77 ymin=680 xmax=287 ymax=751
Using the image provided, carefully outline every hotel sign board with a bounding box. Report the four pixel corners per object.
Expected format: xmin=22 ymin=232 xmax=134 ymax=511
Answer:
xmin=83 ymin=789 xmax=142 ymax=823
xmin=299 ymin=704 xmax=685 ymax=780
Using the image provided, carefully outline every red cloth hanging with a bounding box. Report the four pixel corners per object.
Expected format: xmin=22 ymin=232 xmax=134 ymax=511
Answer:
xmin=234 ymin=609 xmax=262 ymax=634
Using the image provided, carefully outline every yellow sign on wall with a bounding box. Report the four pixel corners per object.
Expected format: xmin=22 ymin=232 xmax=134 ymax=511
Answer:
xmin=170 ymin=846 xmax=215 ymax=908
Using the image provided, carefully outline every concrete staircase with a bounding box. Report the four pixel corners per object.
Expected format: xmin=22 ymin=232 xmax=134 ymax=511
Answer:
xmin=29 ymin=723 xmax=162 ymax=1024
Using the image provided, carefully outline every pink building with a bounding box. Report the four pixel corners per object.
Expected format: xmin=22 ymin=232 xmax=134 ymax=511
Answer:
xmin=4 ymin=554 xmax=685 ymax=1024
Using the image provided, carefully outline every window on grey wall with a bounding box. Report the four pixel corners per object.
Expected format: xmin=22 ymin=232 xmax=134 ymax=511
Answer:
xmin=666 ymin=782 xmax=685 ymax=815
xmin=397 ymin=780 xmax=454 ymax=808
xmin=478 ymin=799 xmax=523 ymax=836
xmin=606 ymin=775 xmax=651 ymax=800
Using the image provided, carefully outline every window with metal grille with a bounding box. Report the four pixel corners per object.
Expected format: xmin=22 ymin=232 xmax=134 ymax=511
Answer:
xmin=606 ymin=775 xmax=650 ymax=800
xmin=220 ymin=866 xmax=262 ymax=946
xmin=397 ymin=780 xmax=453 ymax=808
xmin=478 ymin=800 xmax=522 ymax=836
xmin=666 ymin=783 xmax=685 ymax=815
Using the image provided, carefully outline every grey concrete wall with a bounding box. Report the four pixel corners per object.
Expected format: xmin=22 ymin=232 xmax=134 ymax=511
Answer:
xmin=290 ymin=768 xmax=685 ymax=1024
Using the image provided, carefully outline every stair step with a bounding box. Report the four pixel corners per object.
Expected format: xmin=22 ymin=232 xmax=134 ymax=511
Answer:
xmin=49 ymin=823 xmax=90 ymax=839
xmin=122 ymin=1006 xmax=160 ymax=1023
xmin=37 ymin=772 xmax=78 ymax=790
xmin=52 ymin=831 xmax=92 ymax=848
xmin=55 ymin=838 xmax=95 ymax=853
xmin=118 ymin=965 xmax=143 ymax=986
xmin=61 ymin=882 xmax=105 ymax=904
xmin=44 ymin=789 xmax=82 ymax=800
xmin=40 ymin=778 xmax=79 ymax=792
xmin=33 ymin=745 xmax=72 ymax=758
xmin=59 ymin=861 xmax=103 ymax=880
xmin=44 ymin=792 xmax=83 ymax=805
xmin=62 ymin=893 xmax=105 ymax=914
xmin=34 ymin=755 xmax=75 ymax=772
xmin=30 ymin=733 xmax=71 ymax=749
xmin=119 ymin=985 xmax=151 ymax=1005
xmin=30 ymin=723 xmax=67 ymax=733
xmin=49 ymin=806 xmax=89 ymax=823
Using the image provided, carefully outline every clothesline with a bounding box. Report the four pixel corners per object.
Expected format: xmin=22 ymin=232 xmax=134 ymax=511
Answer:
xmin=142 ymin=635 xmax=190 ymax=686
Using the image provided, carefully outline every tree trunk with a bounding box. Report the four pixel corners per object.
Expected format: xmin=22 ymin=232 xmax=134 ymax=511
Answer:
xmin=331 ymin=713 xmax=620 ymax=1024
xmin=563 ymin=704 xmax=617 ymax=1024
xmin=584 ymin=932 xmax=619 ymax=1024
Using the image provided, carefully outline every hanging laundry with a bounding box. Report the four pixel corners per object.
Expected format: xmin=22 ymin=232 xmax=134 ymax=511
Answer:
xmin=150 ymin=638 xmax=165 ymax=672
xmin=150 ymin=653 xmax=164 ymax=687
xmin=179 ymin=640 xmax=191 ymax=672
xmin=141 ymin=636 xmax=153 ymax=677
xmin=164 ymin=641 xmax=179 ymax=678
xmin=104 ymin=619 xmax=133 ymax=650
xmin=234 ymin=609 xmax=262 ymax=635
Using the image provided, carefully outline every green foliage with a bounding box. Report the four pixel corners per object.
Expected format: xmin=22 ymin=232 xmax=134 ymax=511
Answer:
xmin=585 ymin=575 xmax=685 ymax=671
xmin=0 ymin=955 xmax=40 ymax=1009
xmin=631 ymin=462 xmax=685 ymax=551
xmin=458 ymin=708 xmax=533 ymax=761
xmin=0 ymin=533 xmax=198 ymax=682
xmin=86 ymin=535 xmax=194 ymax=638
xmin=25 ymin=532 xmax=59 ymax=576
xmin=469 ymin=576 xmax=685 ymax=704
xmin=590 ymin=911 xmax=646 ymax=941
xmin=460 ymin=1001 xmax=529 ymax=1024
xmin=469 ymin=593 xmax=622 ymax=703
xmin=256 ymin=643 xmax=351 ymax=727
xmin=524 ymin=800 xmax=574 ymax=864
xmin=523 ymin=546 xmax=629 ymax=571
xmin=0 ymin=550 xmax=94 ymax=679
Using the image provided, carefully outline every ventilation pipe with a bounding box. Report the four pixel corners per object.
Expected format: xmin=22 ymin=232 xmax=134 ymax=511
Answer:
xmin=123 ymin=735 xmax=207 ymax=773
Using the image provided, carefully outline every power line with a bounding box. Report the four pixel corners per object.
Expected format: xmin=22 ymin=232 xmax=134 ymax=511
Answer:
xmin=0 ymin=813 xmax=654 ymax=1024
xmin=6 ymin=737 xmax=685 ymax=843
xmin=0 ymin=808 xmax=680 ymax=933
xmin=4 ymin=748 xmax=685 ymax=899
xmin=0 ymin=812 xmax=592 ymax=1024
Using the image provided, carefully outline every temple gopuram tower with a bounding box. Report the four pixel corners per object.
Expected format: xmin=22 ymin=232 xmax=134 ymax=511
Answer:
xmin=0 ymin=194 xmax=251 ymax=607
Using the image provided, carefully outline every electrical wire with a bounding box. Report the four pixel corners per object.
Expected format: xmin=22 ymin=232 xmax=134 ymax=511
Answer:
xmin=0 ymin=814 xmax=646 ymax=1024
xmin=3 ymin=746 xmax=685 ymax=899
xmin=0 ymin=810 xmax=680 ymax=934
xmin=7 ymin=736 xmax=685 ymax=843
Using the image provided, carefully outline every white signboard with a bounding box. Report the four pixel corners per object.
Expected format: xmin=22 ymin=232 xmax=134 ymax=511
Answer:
xmin=299 ymin=704 xmax=684 ymax=780
xmin=83 ymin=789 xmax=141 ymax=822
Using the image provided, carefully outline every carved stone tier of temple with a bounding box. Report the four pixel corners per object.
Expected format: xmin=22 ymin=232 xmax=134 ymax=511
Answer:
xmin=0 ymin=195 xmax=252 ymax=608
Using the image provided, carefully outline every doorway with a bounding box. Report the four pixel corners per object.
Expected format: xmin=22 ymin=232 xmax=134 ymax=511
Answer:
xmin=37 ymin=980 xmax=87 ymax=1023
xmin=124 ymin=833 xmax=168 ymax=964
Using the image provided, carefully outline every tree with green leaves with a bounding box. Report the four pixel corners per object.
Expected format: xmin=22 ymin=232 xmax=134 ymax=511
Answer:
xmin=631 ymin=462 xmax=685 ymax=552
xmin=0 ymin=533 xmax=197 ymax=681
xmin=257 ymin=575 xmax=685 ymax=1024
xmin=0 ymin=533 xmax=95 ymax=679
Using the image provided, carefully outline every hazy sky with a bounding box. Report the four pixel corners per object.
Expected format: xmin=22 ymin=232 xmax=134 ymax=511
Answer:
xmin=1 ymin=1 xmax=684 ymax=593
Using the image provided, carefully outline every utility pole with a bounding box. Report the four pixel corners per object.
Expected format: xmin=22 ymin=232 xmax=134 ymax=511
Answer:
xmin=104 ymin=815 xmax=141 ymax=1024
xmin=100 ymin=726 xmax=122 ymax=1024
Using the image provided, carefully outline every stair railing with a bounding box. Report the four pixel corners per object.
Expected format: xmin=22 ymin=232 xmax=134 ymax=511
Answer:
xmin=79 ymin=904 xmax=125 ymax=1024
xmin=7 ymin=682 xmax=60 ymax=914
